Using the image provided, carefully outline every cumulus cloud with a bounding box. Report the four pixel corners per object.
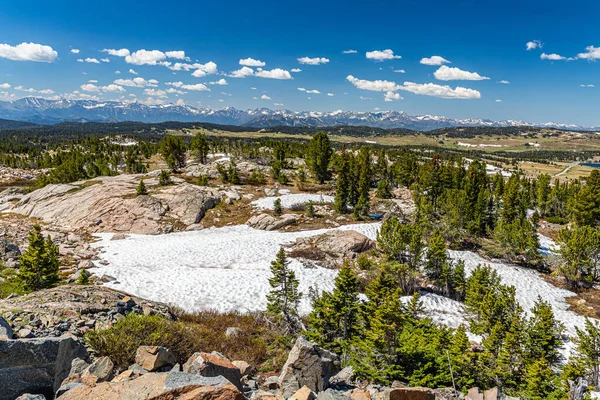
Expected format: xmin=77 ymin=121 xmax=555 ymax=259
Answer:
xmin=434 ymin=65 xmax=490 ymax=81
xmin=230 ymin=66 xmax=255 ymax=78
xmin=125 ymin=49 xmax=166 ymax=65
xmin=393 ymin=69 xmax=406 ymax=73
xmin=103 ymin=84 xmax=125 ymax=92
xmin=239 ymin=57 xmax=266 ymax=67
xmin=103 ymin=48 xmax=131 ymax=57
xmin=101 ymin=58 xmax=110 ymax=63
xmin=291 ymin=68 xmax=302 ymax=72
xmin=365 ymin=49 xmax=401 ymax=61
xmin=114 ymin=77 xmax=159 ymax=87
xmin=80 ymin=83 xmax=99 ymax=93
xmin=166 ymin=81 xmax=210 ymax=91
xmin=526 ymin=40 xmax=542 ymax=51
xmin=327 ymin=93 xmax=334 ymax=97
xmin=0 ymin=42 xmax=58 ymax=62
xmin=255 ymin=68 xmax=292 ymax=79
xmin=297 ymin=57 xmax=329 ymax=65
xmin=343 ymin=49 xmax=357 ymax=54
xmin=540 ymin=53 xmax=567 ymax=61
xmin=401 ymin=82 xmax=481 ymax=99
xmin=576 ymin=45 xmax=600 ymax=60
xmin=306 ymin=89 xmax=320 ymax=94
xmin=190 ymin=62 xmax=218 ymax=77
xmin=420 ymin=56 xmax=451 ymax=66
xmin=165 ymin=51 xmax=188 ymax=60
xmin=580 ymin=84 xmax=595 ymax=88
xmin=384 ymin=91 xmax=402 ymax=101
xmin=38 ymin=89 xmax=54 ymax=94
xmin=85 ymin=58 xmax=100 ymax=64
xmin=144 ymin=88 xmax=168 ymax=97
xmin=346 ymin=75 xmax=400 ymax=92
xmin=0 ymin=83 xmax=10 ymax=89
xmin=70 ymin=49 xmax=80 ymax=54
xmin=15 ymin=86 xmax=37 ymax=93
xmin=260 ymin=94 xmax=271 ymax=100
xmin=209 ymin=78 xmax=228 ymax=85
xmin=495 ymin=99 xmax=502 ymax=102
xmin=498 ymin=80 xmax=510 ymax=84
xmin=129 ymin=69 xmax=138 ymax=75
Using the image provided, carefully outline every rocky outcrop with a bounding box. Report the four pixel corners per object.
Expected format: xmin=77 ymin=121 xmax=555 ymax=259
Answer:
xmin=0 ymin=316 xmax=12 ymax=339
xmin=287 ymin=230 xmax=375 ymax=268
xmin=184 ymin=352 xmax=243 ymax=390
xmin=247 ymin=213 xmax=297 ymax=231
xmin=58 ymin=371 xmax=243 ymax=400
xmin=278 ymin=336 xmax=341 ymax=394
xmin=136 ymin=346 xmax=177 ymax=372
xmin=0 ymin=336 xmax=88 ymax=400
xmin=5 ymin=175 xmax=221 ymax=234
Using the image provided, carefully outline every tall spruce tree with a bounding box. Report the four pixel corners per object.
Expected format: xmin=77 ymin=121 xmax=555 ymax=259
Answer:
xmin=334 ymin=146 xmax=350 ymax=214
xmin=159 ymin=135 xmax=186 ymax=172
xmin=306 ymin=132 xmax=333 ymax=184
xmin=266 ymin=248 xmax=302 ymax=332
xmin=190 ymin=133 xmax=210 ymax=164
xmin=353 ymin=147 xmax=372 ymax=218
xmin=19 ymin=225 xmax=60 ymax=292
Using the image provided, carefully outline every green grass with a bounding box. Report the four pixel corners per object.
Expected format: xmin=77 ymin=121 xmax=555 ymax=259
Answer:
xmin=0 ymin=265 xmax=26 ymax=299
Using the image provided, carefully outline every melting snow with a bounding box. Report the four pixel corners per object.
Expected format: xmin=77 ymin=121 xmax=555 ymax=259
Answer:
xmin=251 ymin=194 xmax=335 ymax=210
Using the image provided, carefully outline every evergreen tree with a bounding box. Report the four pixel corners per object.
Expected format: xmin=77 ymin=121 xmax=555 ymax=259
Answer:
xmin=273 ymin=198 xmax=283 ymax=216
xmin=305 ymin=201 xmax=315 ymax=218
xmin=136 ymin=178 xmax=148 ymax=196
xmin=377 ymin=217 xmax=424 ymax=270
xmin=354 ymin=147 xmax=371 ymax=218
xmin=159 ymin=135 xmax=186 ymax=171
xmin=572 ymin=318 xmax=600 ymax=387
xmin=306 ymin=132 xmax=333 ymax=184
xmin=558 ymin=225 xmax=600 ymax=290
xmin=190 ymin=133 xmax=210 ymax=164
xmin=525 ymin=297 xmax=564 ymax=367
xmin=228 ymin=159 xmax=240 ymax=184
xmin=19 ymin=225 xmax=60 ymax=292
xmin=424 ymin=229 xmax=447 ymax=283
xmin=266 ymin=248 xmax=302 ymax=333
xmin=307 ymin=262 xmax=361 ymax=356
xmin=520 ymin=358 xmax=566 ymax=400
xmin=334 ymin=146 xmax=350 ymax=214
xmin=158 ymin=170 xmax=171 ymax=186
xmin=376 ymin=179 xmax=392 ymax=199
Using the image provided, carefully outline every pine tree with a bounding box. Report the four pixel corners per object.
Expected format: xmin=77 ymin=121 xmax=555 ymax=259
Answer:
xmin=377 ymin=217 xmax=424 ymax=270
xmin=273 ymin=198 xmax=283 ymax=216
xmin=306 ymin=132 xmax=333 ymax=184
xmin=266 ymin=248 xmax=302 ymax=333
xmin=520 ymin=358 xmax=566 ymax=400
xmin=228 ymin=159 xmax=239 ymax=184
xmin=159 ymin=135 xmax=186 ymax=171
xmin=19 ymin=225 xmax=60 ymax=292
xmin=307 ymin=262 xmax=361 ymax=356
xmin=354 ymin=147 xmax=372 ymax=218
xmin=190 ymin=132 xmax=210 ymax=164
xmin=572 ymin=318 xmax=600 ymax=387
xmin=557 ymin=225 xmax=600 ymax=290
xmin=425 ymin=229 xmax=447 ymax=283
xmin=525 ymin=296 xmax=564 ymax=367
xmin=376 ymin=179 xmax=392 ymax=199
xmin=136 ymin=179 xmax=148 ymax=196
xmin=305 ymin=201 xmax=315 ymax=218
xmin=334 ymin=146 xmax=350 ymax=214
xmin=158 ymin=170 xmax=171 ymax=186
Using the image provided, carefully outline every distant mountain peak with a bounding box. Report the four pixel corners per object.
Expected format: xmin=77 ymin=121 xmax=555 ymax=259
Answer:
xmin=0 ymin=97 xmax=593 ymax=131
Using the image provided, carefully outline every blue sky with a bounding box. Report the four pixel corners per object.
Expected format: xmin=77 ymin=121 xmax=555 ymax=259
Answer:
xmin=1 ymin=0 xmax=600 ymax=125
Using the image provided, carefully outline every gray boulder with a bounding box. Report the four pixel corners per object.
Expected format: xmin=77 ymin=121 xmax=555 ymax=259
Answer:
xmin=0 ymin=316 xmax=12 ymax=339
xmin=247 ymin=213 xmax=296 ymax=231
xmin=0 ymin=337 xmax=88 ymax=400
xmin=278 ymin=336 xmax=341 ymax=394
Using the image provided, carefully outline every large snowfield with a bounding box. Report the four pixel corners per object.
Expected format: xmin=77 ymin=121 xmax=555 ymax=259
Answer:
xmin=91 ymin=221 xmax=592 ymax=354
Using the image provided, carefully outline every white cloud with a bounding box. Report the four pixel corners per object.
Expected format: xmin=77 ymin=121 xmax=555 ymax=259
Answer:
xmin=144 ymin=88 xmax=168 ymax=97
xmin=166 ymin=88 xmax=187 ymax=95
xmin=291 ymin=68 xmax=302 ymax=73
xmin=255 ymin=68 xmax=293 ymax=79
xmin=384 ymin=91 xmax=402 ymax=101
xmin=113 ymin=77 xmax=159 ymax=87
xmin=576 ymin=45 xmax=600 ymax=60
xmin=261 ymin=94 xmax=271 ymax=100
xmin=420 ymin=56 xmax=451 ymax=66
xmin=125 ymin=49 xmax=166 ymax=65
xmin=77 ymin=59 xmax=83 ymax=63
xmin=85 ymin=58 xmax=100 ymax=64
xmin=540 ymin=53 xmax=567 ymax=61
xmin=239 ymin=57 xmax=266 ymax=67
xmin=100 ymin=58 xmax=110 ymax=63
xmin=365 ymin=49 xmax=401 ymax=61
xmin=103 ymin=48 xmax=130 ymax=57
xmin=115 ymin=70 xmax=121 ymax=74
xmin=80 ymin=83 xmax=99 ymax=93
xmin=393 ymin=69 xmax=406 ymax=73
xmin=165 ymin=51 xmax=188 ymax=60
xmin=401 ymin=81 xmax=481 ymax=99
xmin=0 ymin=42 xmax=58 ymax=63
xmin=88 ymin=80 xmax=98 ymax=83
xmin=327 ymin=93 xmax=334 ymax=97
xmin=209 ymin=78 xmax=228 ymax=85
xmin=129 ymin=69 xmax=138 ymax=75
xmin=0 ymin=83 xmax=10 ymax=89
xmin=70 ymin=49 xmax=80 ymax=54
xmin=297 ymin=88 xmax=306 ymax=91
xmin=166 ymin=81 xmax=210 ymax=91
xmin=103 ymin=84 xmax=125 ymax=92
xmin=306 ymin=89 xmax=320 ymax=94
xmin=274 ymin=103 xmax=284 ymax=106
xmin=580 ymin=84 xmax=595 ymax=88
xmin=343 ymin=49 xmax=357 ymax=54
xmin=15 ymin=86 xmax=37 ymax=93
xmin=230 ymin=66 xmax=255 ymax=78
xmin=346 ymin=75 xmax=400 ymax=92
xmin=190 ymin=62 xmax=218 ymax=77
xmin=250 ymin=87 xmax=256 ymax=90
xmin=526 ymin=40 xmax=542 ymax=51
xmin=495 ymin=99 xmax=502 ymax=102
xmin=38 ymin=89 xmax=54 ymax=94
xmin=297 ymin=57 xmax=329 ymax=65
xmin=498 ymin=80 xmax=510 ymax=84
xmin=434 ymin=65 xmax=490 ymax=81
xmin=360 ymin=96 xmax=372 ymax=100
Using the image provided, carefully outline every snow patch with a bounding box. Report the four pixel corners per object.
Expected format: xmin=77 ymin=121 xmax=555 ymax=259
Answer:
xmin=251 ymin=193 xmax=334 ymax=210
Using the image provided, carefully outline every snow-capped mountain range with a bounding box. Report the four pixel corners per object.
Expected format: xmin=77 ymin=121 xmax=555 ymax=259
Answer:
xmin=0 ymin=97 xmax=593 ymax=131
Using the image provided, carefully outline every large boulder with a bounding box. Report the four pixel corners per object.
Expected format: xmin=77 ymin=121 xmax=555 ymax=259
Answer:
xmin=278 ymin=336 xmax=341 ymax=394
xmin=247 ymin=214 xmax=297 ymax=231
xmin=80 ymin=356 xmax=115 ymax=386
xmin=135 ymin=346 xmax=177 ymax=372
xmin=0 ymin=336 xmax=88 ymax=400
xmin=58 ymin=371 xmax=242 ymax=400
xmin=7 ymin=175 xmax=221 ymax=234
xmin=183 ymin=352 xmax=242 ymax=390
xmin=0 ymin=316 xmax=13 ymax=339
xmin=287 ymin=230 xmax=375 ymax=268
